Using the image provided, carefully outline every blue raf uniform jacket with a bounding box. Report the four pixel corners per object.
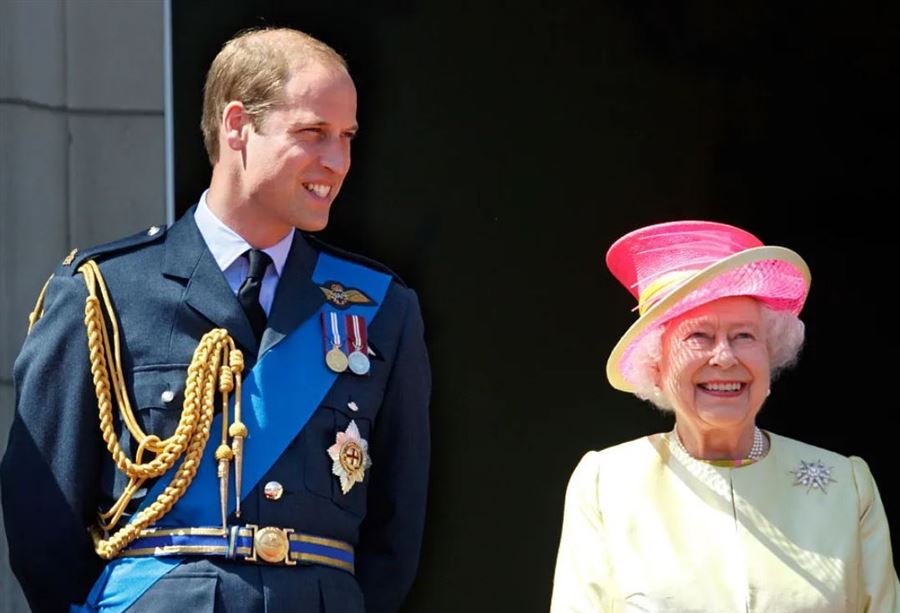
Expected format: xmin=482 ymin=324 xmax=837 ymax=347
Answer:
xmin=0 ymin=209 xmax=431 ymax=613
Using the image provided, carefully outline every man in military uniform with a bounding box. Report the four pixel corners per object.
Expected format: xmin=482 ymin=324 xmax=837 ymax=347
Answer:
xmin=1 ymin=27 xmax=430 ymax=612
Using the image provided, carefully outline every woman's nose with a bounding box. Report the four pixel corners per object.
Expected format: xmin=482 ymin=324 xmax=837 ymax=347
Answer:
xmin=709 ymin=339 xmax=737 ymax=368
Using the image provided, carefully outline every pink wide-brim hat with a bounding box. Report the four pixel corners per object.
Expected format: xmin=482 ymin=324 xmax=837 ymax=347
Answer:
xmin=606 ymin=220 xmax=811 ymax=393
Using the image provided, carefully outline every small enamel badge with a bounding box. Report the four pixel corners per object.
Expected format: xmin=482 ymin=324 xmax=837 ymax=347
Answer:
xmin=320 ymin=281 xmax=377 ymax=309
xmin=791 ymin=460 xmax=836 ymax=493
xmin=327 ymin=420 xmax=372 ymax=494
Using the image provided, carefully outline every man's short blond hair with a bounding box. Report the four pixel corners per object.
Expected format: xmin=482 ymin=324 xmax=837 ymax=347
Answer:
xmin=201 ymin=27 xmax=348 ymax=164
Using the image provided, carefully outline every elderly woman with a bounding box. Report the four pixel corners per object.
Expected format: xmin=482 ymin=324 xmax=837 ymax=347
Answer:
xmin=551 ymin=221 xmax=899 ymax=612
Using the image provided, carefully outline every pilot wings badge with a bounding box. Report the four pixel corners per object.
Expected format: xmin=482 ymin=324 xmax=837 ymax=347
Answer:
xmin=319 ymin=281 xmax=377 ymax=310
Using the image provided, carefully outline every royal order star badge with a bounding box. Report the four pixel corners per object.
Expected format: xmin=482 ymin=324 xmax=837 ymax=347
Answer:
xmin=327 ymin=420 xmax=372 ymax=494
xmin=790 ymin=459 xmax=836 ymax=494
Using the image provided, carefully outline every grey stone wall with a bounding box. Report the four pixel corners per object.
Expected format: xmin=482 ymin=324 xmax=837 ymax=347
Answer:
xmin=0 ymin=1 xmax=166 ymax=609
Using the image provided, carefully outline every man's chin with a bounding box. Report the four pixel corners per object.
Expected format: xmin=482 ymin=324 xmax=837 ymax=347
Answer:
xmin=294 ymin=215 xmax=330 ymax=233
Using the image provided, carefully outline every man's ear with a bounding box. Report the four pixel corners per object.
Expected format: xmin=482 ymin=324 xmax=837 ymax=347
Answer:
xmin=222 ymin=101 xmax=250 ymax=152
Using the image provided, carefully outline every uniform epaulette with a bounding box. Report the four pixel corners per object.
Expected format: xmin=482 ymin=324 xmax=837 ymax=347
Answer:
xmin=304 ymin=233 xmax=407 ymax=287
xmin=58 ymin=224 xmax=167 ymax=275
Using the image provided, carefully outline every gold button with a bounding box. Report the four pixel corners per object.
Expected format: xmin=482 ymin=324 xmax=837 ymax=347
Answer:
xmin=263 ymin=481 xmax=283 ymax=501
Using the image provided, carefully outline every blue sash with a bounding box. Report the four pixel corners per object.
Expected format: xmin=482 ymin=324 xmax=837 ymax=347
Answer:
xmin=75 ymin=253 xmax=391 ymax=612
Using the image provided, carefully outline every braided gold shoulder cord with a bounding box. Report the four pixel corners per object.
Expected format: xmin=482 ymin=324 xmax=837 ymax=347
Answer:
xmin=28 ymin=263 xmax=248 ymax=560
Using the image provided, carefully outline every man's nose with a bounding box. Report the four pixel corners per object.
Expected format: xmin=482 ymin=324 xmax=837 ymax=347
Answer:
xmin=320 ymin=140 xmax=351 ymax=175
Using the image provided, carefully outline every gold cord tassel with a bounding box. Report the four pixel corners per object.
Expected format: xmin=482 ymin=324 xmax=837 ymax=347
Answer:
xmin=215 ymin=444 xmax=233 ymax=530
xmin=216 ymin=363 xmax=235 ymax=530
xmin=228 ymin=350 xmax=246 ymax=516
xmin=78 ymin=259 xmax=246 ymax=559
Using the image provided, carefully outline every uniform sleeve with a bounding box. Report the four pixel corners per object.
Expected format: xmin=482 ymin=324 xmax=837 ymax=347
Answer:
xmin=849 ymin=456 xmax=900 ymax=613
xmin=1 ymin=272 xmax=104 ymax=612
xmin=550 ymin=451 xmax=612 ymax=613
xmin=356 ymin=288 xmax=431 ymax=613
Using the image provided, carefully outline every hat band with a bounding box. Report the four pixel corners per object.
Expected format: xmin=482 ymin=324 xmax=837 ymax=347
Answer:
xmin=637 ymin=270 xmax=695 ymax=315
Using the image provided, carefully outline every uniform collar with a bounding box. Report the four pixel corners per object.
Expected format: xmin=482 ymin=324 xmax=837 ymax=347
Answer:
xmin=194 ymin=190 xmax=293 ymax=276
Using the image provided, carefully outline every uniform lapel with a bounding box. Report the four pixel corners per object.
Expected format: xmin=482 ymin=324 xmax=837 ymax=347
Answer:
xmin=161 ymin=208 xmax=258 ymax=354
xmin=258 ymin=231 xmax=325 ymax=358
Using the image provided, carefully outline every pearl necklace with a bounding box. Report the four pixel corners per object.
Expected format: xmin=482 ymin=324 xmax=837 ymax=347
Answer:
xmin=673 ymin=426 xmax=767 ymax=462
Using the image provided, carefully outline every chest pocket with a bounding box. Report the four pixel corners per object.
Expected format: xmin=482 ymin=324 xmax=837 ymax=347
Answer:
xmin=303 ymin=386 xmax=381 ymax=518
xmin=131 ymin=364 xmax=190 ymax=440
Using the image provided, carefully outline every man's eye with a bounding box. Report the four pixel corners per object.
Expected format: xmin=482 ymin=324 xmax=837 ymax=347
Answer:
xmin=296 ymin=128 xmax=324 ymax=140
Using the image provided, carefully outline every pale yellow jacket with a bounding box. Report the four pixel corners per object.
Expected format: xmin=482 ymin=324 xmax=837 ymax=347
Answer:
xmin=551 ymin=432 xmax=899 ymax=612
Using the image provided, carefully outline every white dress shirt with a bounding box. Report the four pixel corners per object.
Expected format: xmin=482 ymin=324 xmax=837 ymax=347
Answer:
xmin=193 ymin=191 xmax=294 ymax=316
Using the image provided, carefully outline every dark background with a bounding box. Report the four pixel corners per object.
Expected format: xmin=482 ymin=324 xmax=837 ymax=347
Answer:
xmin=173 ymin=2 xmax=900 ymax=610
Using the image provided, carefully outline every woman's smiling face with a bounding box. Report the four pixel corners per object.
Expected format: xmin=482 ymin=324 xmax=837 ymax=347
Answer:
xmin=658 ymin=296 xmax=771 ymax=432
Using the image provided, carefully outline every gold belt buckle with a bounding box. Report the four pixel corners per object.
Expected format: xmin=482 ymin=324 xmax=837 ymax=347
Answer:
xmin=245 ymin=524 xmax=296 ymax=565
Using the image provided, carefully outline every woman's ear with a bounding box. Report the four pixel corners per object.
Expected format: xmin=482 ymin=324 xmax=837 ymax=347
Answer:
xmin=650 ymin=360 xmax=662 ymax=389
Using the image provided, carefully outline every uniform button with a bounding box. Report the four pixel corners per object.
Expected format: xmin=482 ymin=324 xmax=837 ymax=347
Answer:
xmin=348 ymin=401 xmax=359 ymax=412
xmin=264 ymin=481 xmax=284 ymax=501
xmin=160 ymin=390 xmax=175 ymax=403
xmin=147 ymin=225 xmax=160 ymax=236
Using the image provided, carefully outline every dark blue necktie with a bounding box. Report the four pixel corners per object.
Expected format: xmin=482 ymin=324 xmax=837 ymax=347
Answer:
xmin=237 ymin=249 xmax=272 ymax=344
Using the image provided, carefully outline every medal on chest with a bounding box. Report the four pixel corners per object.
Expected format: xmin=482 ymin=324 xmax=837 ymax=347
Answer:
xmin=322 ymin=311 xmax=349 ymax=373
xmin=327 ymin=420 xmax=372 ymax=494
